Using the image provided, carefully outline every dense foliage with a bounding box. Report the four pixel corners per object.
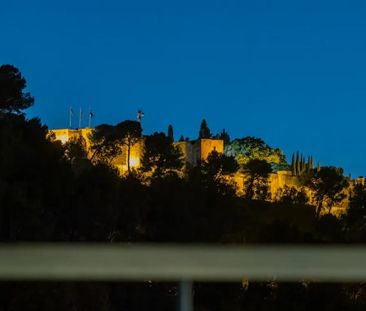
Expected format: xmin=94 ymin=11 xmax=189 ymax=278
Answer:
xmin=0 ymin=65 xmax=34 ymax=114
xmin=225 ymin=136 xmax=287 ymax=171
xmin=90 ymin=120 xmax=142 ymax=172
xmin=140 ymin=132 xmax=184 ymax=178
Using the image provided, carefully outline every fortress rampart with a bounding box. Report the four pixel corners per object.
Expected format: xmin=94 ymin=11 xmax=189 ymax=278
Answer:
xmin=50 ymin=128 xmax=353 ymax=216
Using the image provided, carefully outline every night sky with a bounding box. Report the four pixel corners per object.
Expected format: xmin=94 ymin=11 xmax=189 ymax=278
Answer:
xmin=2 ymin=0 xmax=366 ymax=176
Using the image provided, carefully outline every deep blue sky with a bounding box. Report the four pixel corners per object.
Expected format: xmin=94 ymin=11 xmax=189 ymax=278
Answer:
xmin=1 ymin=0 xmax=366 ymax=176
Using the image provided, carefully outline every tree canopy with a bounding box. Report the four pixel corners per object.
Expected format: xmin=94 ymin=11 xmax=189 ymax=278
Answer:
xmin=305 ymin=167 xmax=349 ymax=217
xmin=90 ymin=124 xmax=123 ymax=165
xmin=225 ymin=136 xmax=287 ymax=169
xmin=140 ymin=132 xmax=183 ymax=178
xmin=201 ymin=150 xmax=239 ymax=177
xmin=217 ymin=128 xmax=230 ymax=145
xmin=243 ymin=159 xmax=273 ymax=200
xmin=90 ymin=120 xmax=142 ymax=173
xmin=0 ymin=64 xmax=34 ymax=114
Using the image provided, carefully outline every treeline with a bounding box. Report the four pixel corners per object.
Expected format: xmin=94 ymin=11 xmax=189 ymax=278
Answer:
xmin=2 ymin=65 xmax=366 ymax=310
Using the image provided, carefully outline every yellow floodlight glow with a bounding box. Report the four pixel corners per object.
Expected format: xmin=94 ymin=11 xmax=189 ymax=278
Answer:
xmin=129 ymin=157 xmax=139 ymax=168
xmin=58 ymin=135 xmax=69 ymax=144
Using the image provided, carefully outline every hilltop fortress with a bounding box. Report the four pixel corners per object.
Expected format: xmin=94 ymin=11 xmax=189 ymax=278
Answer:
xmin=50 ymin=128 xmax=224 ymax=171
xmin=50 ymin=128 xmax=226 ymax=172
xmin=50 ymin=127 xmax=352 ymax=216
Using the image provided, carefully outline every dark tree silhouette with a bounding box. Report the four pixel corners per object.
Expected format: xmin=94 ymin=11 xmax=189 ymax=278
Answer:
xmin=343 ymin=182 xmax=366 ymax=241
xmin=243 ymin=159 xmax=272 ymax=200
xmin=201 ymin=150 xmax=239 ymax=177
xmin=140 ymin=132 xmax=183 ymax=178
xmin=0 ymin=114 xmax=72 ymax=241
xmin=199 ymin=119 xmax=211 ymax=139
xmin=0 ymin=65 xmax=34 ymax=114
xmin=62 ymin=136 xmax=91 ymax=175
xmin=71 ymin=163 xmax=120 ymax=241
xmin=278 ymin=185 xmax=309 ymax=205
xmin=218 ymin=128 xmax=230 ymax=145
xmin=90 ymin=124 xmax=123 ymax=165
xmin=167 ymin=124 xmax=174 ymax=141
xmin=306 ymin=167 xmax=349 ymax=218
xmin=64 ymin=136 xmax=88 ymax=162
xmin=116 ymin=120 xmax=142 ymax=173
xmin=91 ymin=121 xmax=142 ymax=173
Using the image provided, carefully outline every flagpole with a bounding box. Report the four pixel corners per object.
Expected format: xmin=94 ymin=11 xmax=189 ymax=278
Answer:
xmin=88 ymin=111 xmax=91 ymax=128
xmin=79 ymin=107 xmax=82 ymax=129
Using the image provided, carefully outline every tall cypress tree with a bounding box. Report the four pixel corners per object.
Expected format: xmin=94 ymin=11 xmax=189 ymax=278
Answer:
xmin=309 ymin=156 xmax=314 ymax=170
xmin=300 ymin=154 xmax=304 ymax=174
xmin=291 ymin=153 xmax=295 ymax=175
xmin=295 ymin=151 xmax=300 ymax=176
xmin=167 ymin=124 xmax=174 ymax=142
xmin=199 ymin=119 xmax=212 ymax=139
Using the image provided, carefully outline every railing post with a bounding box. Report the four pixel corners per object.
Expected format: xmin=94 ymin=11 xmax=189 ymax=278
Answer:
xmin=178 ymin=280 xmax=193 ymax=311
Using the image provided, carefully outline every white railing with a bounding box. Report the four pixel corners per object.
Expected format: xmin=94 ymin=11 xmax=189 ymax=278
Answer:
xmin=1 ymin=244 xmax=366 ymax=311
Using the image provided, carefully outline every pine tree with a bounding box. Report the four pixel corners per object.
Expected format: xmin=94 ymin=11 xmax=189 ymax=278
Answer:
xmin=0 ymin=65 xmax=35 ymax=114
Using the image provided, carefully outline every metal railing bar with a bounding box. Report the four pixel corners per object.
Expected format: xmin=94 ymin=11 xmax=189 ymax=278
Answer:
xmin=0 ymin=244 xmax=366 ymax=282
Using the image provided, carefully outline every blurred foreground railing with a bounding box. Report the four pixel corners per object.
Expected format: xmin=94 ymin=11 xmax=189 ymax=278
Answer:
xmin=1 ymin=244 xmax=366 ymax=311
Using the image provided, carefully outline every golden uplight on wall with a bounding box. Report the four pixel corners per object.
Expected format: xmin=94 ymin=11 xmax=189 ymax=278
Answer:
xmin=129 ymin=157 xmax=139 ymax=168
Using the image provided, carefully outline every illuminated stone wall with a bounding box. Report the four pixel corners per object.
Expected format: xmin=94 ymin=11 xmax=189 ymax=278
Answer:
xmin=50 ymin=128 xmax=144 ymax=173
xmin=200 ymin=139 xmax=224 ymax=161
xmin=269 ymin=171 xmax=301 ymax=199
xmin=227 ymin=171 xmax=299 ymax=199
xmin=50 ymin=128 xmax=223 ymax=173
xmin=175 ymin=139 xmax=224 ymax=166
xmin=229 ymin=170 xmax=350 ymax=216
xmin=49 ymin=129 xmax=81 ymax=144
xmin=175 ymin=141 xmax=189 ymax=163
xmin=113 ymin=140 xmax=145 ymax=173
